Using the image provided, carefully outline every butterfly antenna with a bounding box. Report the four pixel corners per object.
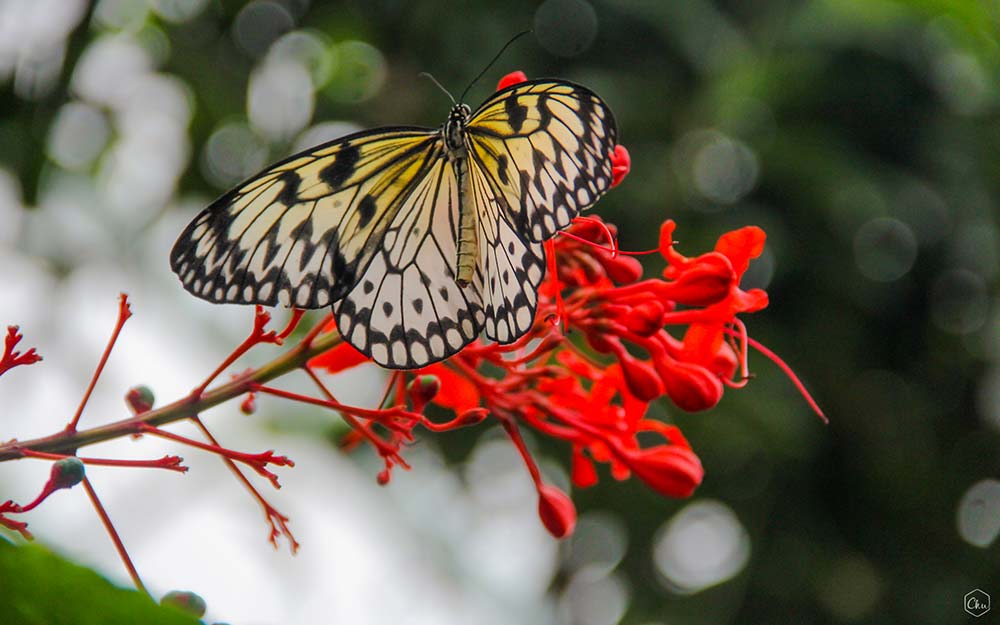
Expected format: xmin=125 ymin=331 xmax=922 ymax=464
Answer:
xmin=459 ymin=30 xmax=532 ymax=103
xmin=418 ymin=72 xmax=456 ymax=105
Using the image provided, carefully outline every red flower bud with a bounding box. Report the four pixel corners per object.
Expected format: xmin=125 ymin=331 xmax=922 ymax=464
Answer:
xmin=125 ymin=385 xmax=154 ymax=415
xmin=619 ymin=353 xmax=664 ymax=401
xmin=240 ymin=392 xmax=257 ymax=415
xmin=663 ymin=253 xmax=735 ymax=306
xmin=610 ymin=145 xmax=630 ymax=187
xmin=571 ymin=448 xmax=598 ymax=488
xmin=457 ymin=407 xmax=489 ymax=425
xmin=623 ymin=445 xmax=703 ymax=498
xmin=621 ymin=301 xmax=665 ymax=336
xmin=603 ymin=254 xmax=643 ymax=284
xmin=537 ymin=483 xmax=576 ymax=538
xmin=161 ymin=590 xmax=207 ymax=618
xmin=407 ymin=374 xmax=440 ymax=412
xmin=660 ymin=359 xmax=723 ymax=412
xmin=497 ymin=70 xmax=528 ymax=91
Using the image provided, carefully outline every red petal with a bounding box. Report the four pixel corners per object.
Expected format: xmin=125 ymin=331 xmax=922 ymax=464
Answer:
xmin=418 ymin=363 xmax=481 ymax=413
xmin=610 ymin=145 xmax=631 ymax=187
xmin=571 ymin=448 xmax=599 ymax=488
xmin=715 ymin=226 xmax=765 ymax=277
xmin=496 ymin=70 xmax=528 ymax=91
xmin=308 ymin=341 xmax=369 ymax=374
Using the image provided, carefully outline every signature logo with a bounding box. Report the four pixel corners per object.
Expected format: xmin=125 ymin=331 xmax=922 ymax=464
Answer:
xmin=966 ymin=589 xmax=991 ymax=618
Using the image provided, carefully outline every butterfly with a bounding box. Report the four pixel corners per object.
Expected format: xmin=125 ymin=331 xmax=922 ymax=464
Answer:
xmin=170 ymin=77 xmax=618 ymax=369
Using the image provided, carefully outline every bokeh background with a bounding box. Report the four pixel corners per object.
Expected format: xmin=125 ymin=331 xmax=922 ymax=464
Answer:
xmin=1 ymin=0 xmax=999 ymax=623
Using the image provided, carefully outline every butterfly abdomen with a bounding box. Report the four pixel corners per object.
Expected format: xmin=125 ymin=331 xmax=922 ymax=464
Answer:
xmin=445 ymin=103 xmax=478 ymax=288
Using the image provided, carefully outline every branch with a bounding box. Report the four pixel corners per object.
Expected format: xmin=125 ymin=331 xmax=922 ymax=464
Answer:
xmin=0 ymin=324 xmax=343 ymax=462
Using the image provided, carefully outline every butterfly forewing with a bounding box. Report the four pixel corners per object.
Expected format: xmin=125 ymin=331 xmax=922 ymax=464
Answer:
xmin=170 ymin=129 xmax=439 ymax=309
xmin=466 ymin=80 xmax=618 ymax=242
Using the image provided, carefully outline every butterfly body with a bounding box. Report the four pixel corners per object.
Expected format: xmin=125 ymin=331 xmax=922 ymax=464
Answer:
xmin=172 ymin=79 xmax=618 ymax=368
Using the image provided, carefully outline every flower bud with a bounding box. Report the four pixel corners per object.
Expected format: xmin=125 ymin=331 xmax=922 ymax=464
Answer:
xmin=240 ymin=392 xmax=256 ymax=415
xmin=457 ymin=407 xmax=489 ymax=425
xmin=496 ymin=70 xmax=528 ymax=91
xmin=603 ymin=255 xmax=643 ymax=284
xmin=663 ymin=253 xmax=734 ymax=306
xmin=537 ymin=483 xmax=576 ymax=538
xmin=660 ymin=359 xmax=723 ymax=412
xmin=50 ymin=457 xmax=85 ymax=490
xmin=125 ymin=385 xmax=154 ymax=415
xmin=407 ymin=375 xmax=440 ymax=412
xmin=619 ymin=354 xmax=664 ymax=402
xmin=621 ymin=301 xmax=665 ymax=337
xmin=160 ymin=590 xmax=207 ymax=618
xmin=624 ymin=445 xmax=703 ymax=498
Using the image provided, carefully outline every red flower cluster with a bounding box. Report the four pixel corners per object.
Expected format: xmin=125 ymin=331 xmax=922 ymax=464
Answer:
xmin=306 ymin=71 xmax=821 ymax=538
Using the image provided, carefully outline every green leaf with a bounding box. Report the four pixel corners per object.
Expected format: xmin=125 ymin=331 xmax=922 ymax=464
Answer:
xmin=0 ymin=539 xmax=201 ymax=625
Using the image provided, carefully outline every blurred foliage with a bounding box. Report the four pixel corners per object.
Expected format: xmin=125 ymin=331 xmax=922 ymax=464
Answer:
xmin=1 ymin=0 xmax=999 ymax=624
xmin=0 ymin=539 xmax=200 ymax=625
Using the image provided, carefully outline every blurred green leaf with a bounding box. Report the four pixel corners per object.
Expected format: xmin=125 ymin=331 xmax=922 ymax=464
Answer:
xmin=0 ymin=540 xmax=200 ymax=625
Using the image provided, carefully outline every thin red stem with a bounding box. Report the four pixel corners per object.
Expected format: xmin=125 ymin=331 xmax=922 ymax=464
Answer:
xmin=741 ymin=334 xmax=827 ymax=423
xmin=18 ymin=449 xmax=188 ymax=473
xmin=136 ymin=423 xmax=292 ymax=487
xmin=500 ymin=417 xmax=542 ymax=486
xmin=81 ymin=477 xmax=147 ymax=594
xmin=66 ymin=294 xmax=132 ymax=433
xmin=191 ymin=417 xmax=299 ymax=552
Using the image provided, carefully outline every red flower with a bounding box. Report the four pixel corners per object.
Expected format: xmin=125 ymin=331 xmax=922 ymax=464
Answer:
xmin=496 ymin=70 xmax=528 ymax=91
xmin=610 ymin=145 xmax=631 ymax=187
xmin=302 ymin=140 xmax=823 ymax=537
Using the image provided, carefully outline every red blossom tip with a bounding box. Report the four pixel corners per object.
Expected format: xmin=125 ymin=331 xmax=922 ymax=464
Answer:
xmin=610 ymin=145 xmax=630 ymax=187
xmin=125 ymin=385 xmax=154 ymax=415
xmin=536 ymin=483 xmax=577 ymax=538
xmin=496 ymin=70 xmax=528 ymax=91
xmin=160 ymin=590 xmax=207 ymax=618
xmin=376 ymin=469 xmax=391 ymax=485
xmin=623 ymin=445 xmax=703 ymax=498
xmin=0 ymin=325 xmax=43 ymax=377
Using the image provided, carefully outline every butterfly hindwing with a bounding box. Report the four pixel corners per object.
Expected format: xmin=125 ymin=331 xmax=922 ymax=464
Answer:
xmin=170 ymin=129 xmax=439 ymax=310
xmin=466 ymin=79 xmax=618 ymax=242
xmin=468 ymin=155 xmax=546 ymax=344
xmin=334 ymin=150 xmax=487 ymax=368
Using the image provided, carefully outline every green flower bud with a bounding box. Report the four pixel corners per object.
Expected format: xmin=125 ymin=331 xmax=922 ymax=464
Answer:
xmin=50 ymin=457 xmax=85 ymax=490
xmin=160 ymin=590 xmax=207 ymax=618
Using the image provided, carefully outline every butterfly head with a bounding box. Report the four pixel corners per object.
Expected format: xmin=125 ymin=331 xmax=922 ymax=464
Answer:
xmin=444 ymin=103 xmax=472 ymax=151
